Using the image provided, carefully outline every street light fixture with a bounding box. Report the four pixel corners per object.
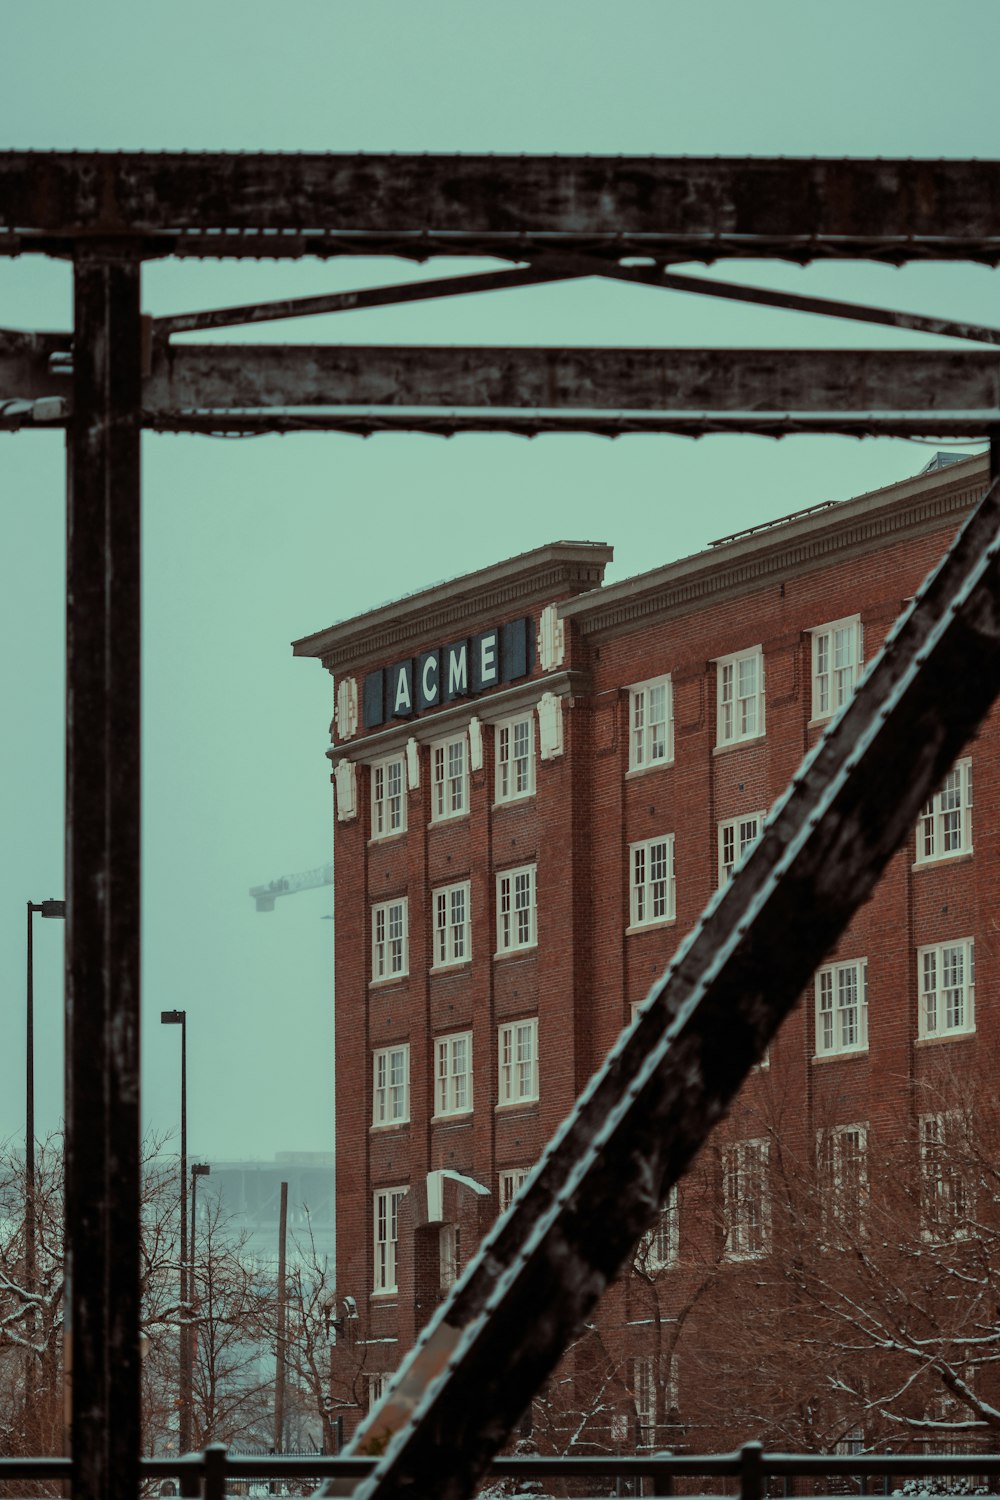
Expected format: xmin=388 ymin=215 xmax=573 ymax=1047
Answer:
xmin=24 ymin=898 xmax=65 ymax=1437
xmin=188 ymin=1163 xmax=211 ymax=1451
xmin=159 ymin=1009 xmax=189 ymax=1453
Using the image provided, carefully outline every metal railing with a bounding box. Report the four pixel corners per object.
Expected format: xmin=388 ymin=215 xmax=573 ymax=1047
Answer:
xmin=3 ymin=1445 xmax=1000 ymax=1500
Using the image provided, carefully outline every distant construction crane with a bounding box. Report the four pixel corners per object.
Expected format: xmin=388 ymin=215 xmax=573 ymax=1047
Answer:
xmin=249 ymin=862 xmax=333 ymax=913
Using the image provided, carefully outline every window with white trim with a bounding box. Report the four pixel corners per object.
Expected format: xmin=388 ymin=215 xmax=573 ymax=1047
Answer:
xmin=630 ymin=836 xmax=675 ymax=927
xmin=371 ymin=898 xmax=408 ymax=982
xmin=499 ymin=1167 xmax=530 ymax=1212
xmin=367 ymin=1373 xmax=388 ymax=1410
xmin=817 ymin=1123 xmax=868 ymax=1237
xmin=635 ymin=1185 xmax=679 ymax=1273
xmin=371 ymin=755 xmax=406 ymax=838
xmin=815 ymin=959 xmax=868 ymax=1057
xmin=629 ymin=676 xmax=673 ymax=771
xmin=918 ymin=939 xmax=975 ymax=1038
xmin=434 ymin=1031 xmax=472 ymax=1116
xmin=498 ymin=1018 xmax=539 ymax=1105
xmin=496 ymin=864 xmax=537 ymax=953
xmin=373 ymin=1186 xmax=406 ymax=1293
xmin=718 ymin=812 xmax=763 ymax=885
xmin=916 ymin=759 xmax=973 ymax=863
xmin=919 ymin=1112 xmax=972 ymax=1236
xmin=432 ymin=881 xmax=470 ymax=968
xmin=372 ymin=1044 xmax=409 ymax=1126
xmin=716 ymin=647 xmax=764 ymax=746
xmin=722 ymin=1138 xmax=770 ymax=1259
xmin=439 ymin=1224 xmax=460 ymax=1289
xmin=811 ymin=616 xmax=863 ymax=721
xmin=628 ymin=1354 xmax=678 ymax=1443
xmin=431 ymin=733 xmax=468 ymax=821
xmin=495 ymin=714 xmax=535 ymax=803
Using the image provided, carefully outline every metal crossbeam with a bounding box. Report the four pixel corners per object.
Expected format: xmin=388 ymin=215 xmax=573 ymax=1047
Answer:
xmin=335 ymin=473 xmax=1000 ymax=1500
xmin=3 ymin=153 xmax=1000 ymax=262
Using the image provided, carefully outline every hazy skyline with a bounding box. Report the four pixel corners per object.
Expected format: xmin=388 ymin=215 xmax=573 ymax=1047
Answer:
xmin=1 ymin=0 xmax=997 ymax=1162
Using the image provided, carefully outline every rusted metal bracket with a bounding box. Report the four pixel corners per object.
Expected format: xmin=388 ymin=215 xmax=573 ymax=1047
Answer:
xmin=334 ymin=467 xmax=1000 ymax=1500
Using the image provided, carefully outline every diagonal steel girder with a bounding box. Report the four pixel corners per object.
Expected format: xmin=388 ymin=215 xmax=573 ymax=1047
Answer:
xmin=333 ymin=471 xmax=1000 ymax=1500
xmin=3 ymin=153 xmax=1000 ymax=262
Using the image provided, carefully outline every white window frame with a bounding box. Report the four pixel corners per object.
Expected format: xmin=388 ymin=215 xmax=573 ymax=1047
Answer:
xmin=432 ymin=880 xmax=471 ymax=969
xmin=717 ymin=812 xmax=764 ymax=886
xmin=371 ymin=754 xmax=406 ymax=839
xmin=919 ymin=1112 xmax=973 ymax=1237
xmin=630 ymin=836 xmax=675 ymax=928
xmin=431 ymin=732 xmax=468 ymax=821
xmin=499 ymin=1166 xmax=530 ymax=1212
xmin=716 ymin=646 xmax=764 ymax=747
xmin=495 ymin=713 xmax=535 ymax=803
xmin=916 ymin=758 xmax=973 ymax=864
xmin=722 ymin=1138 xmax=770 ymax=1260
xmin=372 ymin=1044 xmax=409 ymax=1127
xmin=367 ymin=1372 xmax=388 ymax=1410
xmin=811 ymin=616 xmax=863 ymax=722
xmin=371 ymin=898 xmax=408 ymax=982
xmin=628 ymin=676 xmax=674 ymax=772
xmin=635 ymin=1184 xmax=679 ymax=1273
xmin=496 ymin=864 xmax=537 ymax=954
xmin=373 ymin=1186 xmax=406 ymax=1293
xmin=814 ymin=958 xmax=868 ymax=1058
xmin=498 ymin=1018 xmax=539 ymax=1106
xmin=439 ymin=1223 xmax=460 ymax=1289
xmin=629 ymin=1354 xmax=678 ymax=1443
xmin=817 ymin=1122 xmax=868 ymax=1236
xmin=918 ymin=938 xmax=975 ymax=1039
xmin=434 ymin=1031 xmax=472 ymax=1117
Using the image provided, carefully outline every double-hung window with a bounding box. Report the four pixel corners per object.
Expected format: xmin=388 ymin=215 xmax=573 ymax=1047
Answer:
xmin=431 ymin=733 xmax=468 ymax=821
xmin=716 ymin=647 xmax=764 ymax=746
xmin=373 ymin=1186 xmax=406 ymax=1293
xmin=635 ymin=1184 xmax=679 ymax=1272
xmin=499 ymin=1166 xmax=530 ymax=1212
xmin=432 ymin=880 xmax=470 ymax=968
xmin=818 ymin=1123 xmax=868 ymax=1237
xmin=916 ymin=759 xmax=973 ymax=863
xmin=629 ymin=676 xmax=673 ymax=771
xmin=918 ymin=939 xmax=975 ymax=1038
xmin=811 ymin=617 xmax=863 ymax=720
xmin=496 ymin=864 xmax=537 ymax=953
xmin=498 ymin=1018 xmax=538 ymax=1105
xmin=919 ymin=1112 xmax=972 ymax=1237
xmin=371 ymin=755 xmax=406 ymax=838
xmin=630 ymin=836 xmax=675 ymax=927
xmin=495 ymin=714 xmax=535 ymax=802
xmin=372 ymin=1044 xmax=409 ymax=1126
xmin=722 ymin=1138 xmax=770 ymax=1259
xmin=435 ymin=1031 xmax=472 ymax=1116
xmin=815 ymin=959 xmax=868 ymax=1057
xmin=371 ymin=898 xmax=408 ymax=982
xmin=718 ymin=813 xmax=763 ymax=885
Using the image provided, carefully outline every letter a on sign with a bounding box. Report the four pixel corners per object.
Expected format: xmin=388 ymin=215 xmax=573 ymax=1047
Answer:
xmin=390 ymin=661 xmax=414 ymax=718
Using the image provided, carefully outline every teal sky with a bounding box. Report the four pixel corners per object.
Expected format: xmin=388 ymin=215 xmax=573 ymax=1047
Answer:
xmin=1 ymin=0 xmax=997 ymax=1162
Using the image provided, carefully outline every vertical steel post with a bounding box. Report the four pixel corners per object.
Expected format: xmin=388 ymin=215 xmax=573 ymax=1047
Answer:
xmin=24 ymin=902 xmax=36 ymax=1443
xmin=274 ymin=1182 xmax=289 ymax=1458
xmin=65 ymin=244 xmax=143 ymax=1500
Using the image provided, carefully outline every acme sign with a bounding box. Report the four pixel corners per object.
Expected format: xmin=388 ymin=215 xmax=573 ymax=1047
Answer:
xmin=363 ymin=617 xmax=535 ymax=730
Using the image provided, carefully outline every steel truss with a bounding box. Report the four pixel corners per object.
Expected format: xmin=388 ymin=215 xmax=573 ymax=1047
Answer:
xmin=1 ymin=152 xmax=999 ymax=1500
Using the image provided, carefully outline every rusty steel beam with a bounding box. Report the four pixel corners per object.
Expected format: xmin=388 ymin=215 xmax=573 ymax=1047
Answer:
xmin=65 ymin=244 xmax=143 ymax=1500
xmin=3 ymin=154 xmax=1000 ymax=262
xmin=339 ymin=469 xmax=1000 ymax=1500
xmin=141 ymin=343 xmax=1000 ymax=414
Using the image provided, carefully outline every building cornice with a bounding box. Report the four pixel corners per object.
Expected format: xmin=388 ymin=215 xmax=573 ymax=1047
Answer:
xmin=560 ymin=456 xmax=990 ymax=641
xmin=293 ymin=541 xmax=613 ymax=675
xmin=328 ymin=670 xmax=585 ymax=764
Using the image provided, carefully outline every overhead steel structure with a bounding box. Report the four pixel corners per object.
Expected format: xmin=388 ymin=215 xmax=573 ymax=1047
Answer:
xmin=2 ymin=152 xmax=1000 ymax=1500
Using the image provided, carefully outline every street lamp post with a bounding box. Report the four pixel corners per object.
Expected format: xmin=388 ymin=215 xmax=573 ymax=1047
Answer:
xmin=160 ymin=1009 xmax=188 ymax=1453
xmin=188 ymin=1164 xmax=210 ymax=1448
xmin=24 ymin=898 xmax=65 ymax=1438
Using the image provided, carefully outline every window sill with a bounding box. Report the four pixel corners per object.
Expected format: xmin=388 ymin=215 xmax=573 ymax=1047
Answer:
xmin=369 ymin=975 xmax=409 ymax=990
xmin=370 ymin=1120 xmax=410 ymax=1133
xmin=430 ymin=960 xmax=471 ymax=975
xmin=368 ymin=829 xmax=407 ymax=847
xmin=913 ymin=850 xmax=974 ymax=872
xmin=915 ymin=1029 xmax=976 ymax=1046
xmin=812 ymin=1048 xmax=868 ymax=1063
xmin=370 ymin=1291 xmax=399 ymax=1303
xmin=493 ymin=792 xmax=536 ymax=809
xmin=494 ymin=943 xmax=538 ymax=961
xmin=625 ymin=760 xmax=674 ymax=780
xmin=713 ymin=732 xmax=766 ymax=756
xmin=495 ymin=1099 xmax=539 ymax=1115
xmin=431 ymin=1111 xmax=473 ymax=1126
xmin=428 ymin=811 xmax=470 ymax=829
xmin=625 ymin=918 xmax=675 ymax=937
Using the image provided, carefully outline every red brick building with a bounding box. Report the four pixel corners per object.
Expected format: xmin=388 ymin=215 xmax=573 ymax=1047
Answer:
xmin=293 ymin=452 xmax=998 ymax=1452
